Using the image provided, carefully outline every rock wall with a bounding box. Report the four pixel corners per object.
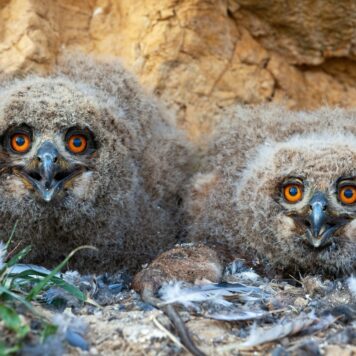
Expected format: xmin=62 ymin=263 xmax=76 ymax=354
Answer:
xmin=0 ymin=0 xmax=355 ymax=139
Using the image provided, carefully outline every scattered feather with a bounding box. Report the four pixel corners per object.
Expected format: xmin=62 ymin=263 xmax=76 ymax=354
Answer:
xmin=347 ymin=276 xmax=356 ymax=297
xmin=242 ymin=312 xmax=336 ymax=347
xmin=159 ymin=281 xmax=270 ymax=308
xmin=42 ymin=287 xmax=82 ymax=309
xmin=9 ymin=264 xmax=60 ymax=277
xmin=18 ymin=291 xmax=89 ymax=354
xmin=323 ymin=304 xmax=356 ymax=323
xmin=206 ymin=310 xmax=268 ymax=321
xmin=225 ymin=260 xmax=250 ymax=275
xmin=21 ymin=335 xmax=64 ymax=356
xmin=235 ymin=271 xmax=261 ymax=283
xmin=301 ymin=314 xmax=337 ymax=335
xmin=52 ymin=312 xmax=89 ymax=351
xmin=327 ymin=325 xmax=356 ymax=345
xmin=224 ymin=260 xmax=261 ymax=284
xmin=159 ymin=281 xmax=232 ymax=308
xmin=62 ymin=271 xmax=81 ymax=286
xmin=43 ymin=287 xmax=69 ymax=304
xmin=242 ymin=314 xmax=316 ymax=347
xmin=0 ymin=240 xmax=6 ymax=269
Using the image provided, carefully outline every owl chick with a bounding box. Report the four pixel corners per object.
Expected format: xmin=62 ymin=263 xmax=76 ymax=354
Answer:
xmin=186 ymin=105 xmax=355 ymax=277
xmin=0 ymin=53 xmax=191 ymax=273
xmin=134 ymin=106 xmax=355 ymax=293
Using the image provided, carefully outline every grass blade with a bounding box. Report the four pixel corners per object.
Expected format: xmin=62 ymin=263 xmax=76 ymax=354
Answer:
xmin=0 ymin=304 xmax=30 ymax=338
xmin=0 ymin=342 xmax=19 ymax=355
xmin=0 ymin=286 xmax=34 ymax=311
xmin=49 ymin=276 xmax=86 ymax=301
xmin=5 ymin=246 xmax=31 ymax=269
xmin=26 ymin=245 xmax=96 ymax=301
xmin=5 ymin=220 xmax=19 ymax=250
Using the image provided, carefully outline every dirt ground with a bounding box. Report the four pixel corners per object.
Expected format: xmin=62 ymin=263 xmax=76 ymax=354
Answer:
xmin=20 ymin=262 xmax=355 ymax=356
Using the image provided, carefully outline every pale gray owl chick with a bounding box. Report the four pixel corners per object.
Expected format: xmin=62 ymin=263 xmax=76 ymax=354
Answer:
xmin=186 ymin=106 xmax=355 ymax=277
xmin=0 ymin=53 xmax=191 ymax=273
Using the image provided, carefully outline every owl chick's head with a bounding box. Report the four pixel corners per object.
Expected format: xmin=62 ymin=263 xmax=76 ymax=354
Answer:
xmin=0 ymin=76 xmax=126 ymax=213
xmin=237 ymin=133 xmax=355 ymax=275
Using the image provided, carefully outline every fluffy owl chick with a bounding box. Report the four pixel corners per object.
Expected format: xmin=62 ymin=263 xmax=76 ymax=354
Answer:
xmin=185 ymin=105 xmax=355 ymax=277
xmin=0 ymin=53 xmax=191 ymax=273
xmin=133 ymin=106 xmax=355 ymax=356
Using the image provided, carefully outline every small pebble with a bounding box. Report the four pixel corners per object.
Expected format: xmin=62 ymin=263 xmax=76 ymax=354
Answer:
xmin=66 ymin=328 xmax=89 ymax=351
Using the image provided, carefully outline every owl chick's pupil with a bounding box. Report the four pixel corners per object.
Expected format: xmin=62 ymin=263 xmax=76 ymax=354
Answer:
xmin=16 ymin=136 xmax=25 ymax=146
xmin=289 ymin=186 xmax=298 ymax=196
xmin=344 ymin=189 xmax=353 ymax=199
xmin=73 ymin=137 xmax=82 ymax=147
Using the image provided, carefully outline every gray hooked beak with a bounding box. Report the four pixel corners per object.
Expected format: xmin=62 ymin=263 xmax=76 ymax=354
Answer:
xmin=34 ymin=141 xmax=61 ymax=202
xmin=305 ymin=192 xmax=343 ymax=248
xmin=309 ymin=192 xmax=327 ymax=240
xmin=37 ymin=141 xmax=59 ymax=190
xmin=19 ymin=141 xmax=85 ymax=202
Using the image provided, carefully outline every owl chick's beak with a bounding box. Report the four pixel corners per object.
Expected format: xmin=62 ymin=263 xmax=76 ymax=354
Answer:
xmin=19 ymin=141 xmax=84 ymax=202
xmin=305 ymin=192 xmax=347 ymax=248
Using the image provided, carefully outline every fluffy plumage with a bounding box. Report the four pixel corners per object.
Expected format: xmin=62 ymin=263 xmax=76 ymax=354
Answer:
xmin=0 ymin=53 xmax=191 ymax=273
xmin=186 ymin=105 xmax=356 ymax=277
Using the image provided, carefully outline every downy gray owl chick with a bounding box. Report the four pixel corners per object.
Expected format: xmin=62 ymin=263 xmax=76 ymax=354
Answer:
xmin=0 ymin=53 xmax=191 ymax=273
xmin=185 ymin=105 xmax=355 ymax=277
xmin=133 ymin=106 xmax=355 ymax=356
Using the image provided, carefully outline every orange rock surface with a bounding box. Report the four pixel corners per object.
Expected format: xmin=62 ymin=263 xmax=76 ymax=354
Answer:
xmin=0 ymin=0 xmax=355 ymax=139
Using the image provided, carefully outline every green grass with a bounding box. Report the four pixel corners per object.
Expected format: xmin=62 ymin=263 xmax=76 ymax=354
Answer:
xmin=0 ymin=223 xmax=95 ymax=355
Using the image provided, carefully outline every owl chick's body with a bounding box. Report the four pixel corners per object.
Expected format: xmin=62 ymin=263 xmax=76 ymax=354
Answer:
xmin=185 ymin=106 xmax=356 ymax=277
xmin=0 ymin=54 xmax=191 ymax=273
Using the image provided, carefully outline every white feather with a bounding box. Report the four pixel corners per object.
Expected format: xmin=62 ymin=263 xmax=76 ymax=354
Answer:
xmin=158 ymin=281 xmax=232 ymax=308
xmin=242 ymin=313 xmax=336 ymax=347
xmin=6 ymin=264 xmax=61 ymax=288
xmin=347 ymin=275 xmax=356 ymax=297
xmin=8 ymin=263 xmax=56 ymax=276
xmin=235 ymin=271 xmax=261 ymax=283
xmin=207 ymin=310 xmax=267 ymax=321
xmin=159 ymin=281 xmax=269 ymax=308
xmin=0 ymin=241 xmax=6 ymax=270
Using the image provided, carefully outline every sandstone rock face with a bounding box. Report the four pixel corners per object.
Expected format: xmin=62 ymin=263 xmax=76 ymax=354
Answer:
xmin=0 ymin=0 xmax=355 ymax=139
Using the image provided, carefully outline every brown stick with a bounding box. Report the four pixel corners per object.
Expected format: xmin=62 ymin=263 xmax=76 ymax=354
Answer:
xmin=142 ymin=287 xmax=206 ymax=356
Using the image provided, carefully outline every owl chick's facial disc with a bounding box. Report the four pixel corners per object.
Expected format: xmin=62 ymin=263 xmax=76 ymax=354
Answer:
xmin=235 ymin=134 xmax=356 ymax=273
xmin=0 ymin=80 xmax=101 ymax=204
xmin=2 ymin=124 xmax=96 ymax=202
xmin=280 ymin=175 xmax=354 ymax=249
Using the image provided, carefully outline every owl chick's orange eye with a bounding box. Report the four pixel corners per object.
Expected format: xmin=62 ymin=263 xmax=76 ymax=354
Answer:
xmin=283 ymin=184 xmax=303 ymax=203
xmin=11 ymin=133 xmax=31 ymax=153
xmin=67 ymin=135 xmax=87 ymax=154
xmin=339 ymin=185 xmax=356 ymax=205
